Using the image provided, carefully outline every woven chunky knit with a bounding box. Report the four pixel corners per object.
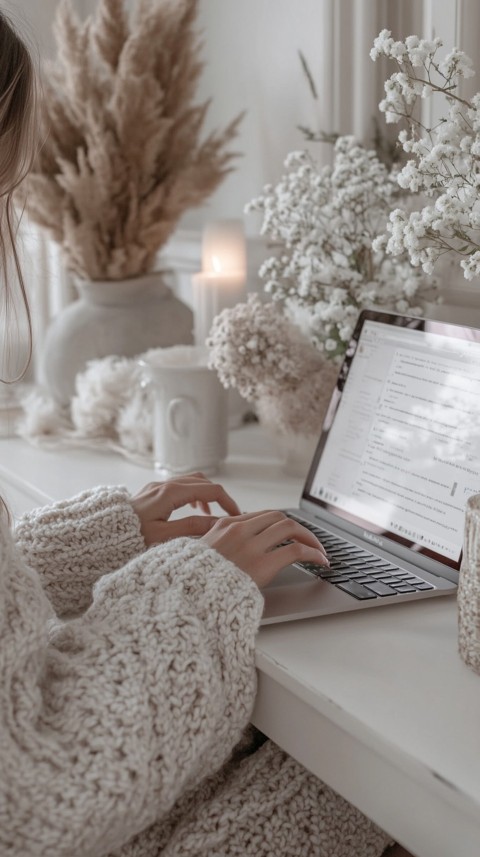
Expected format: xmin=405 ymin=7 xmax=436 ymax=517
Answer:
xmin=0 ymin=486 xmax=393 ymax=857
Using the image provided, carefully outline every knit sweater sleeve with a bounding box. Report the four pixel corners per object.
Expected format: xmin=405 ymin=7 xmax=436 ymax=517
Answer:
xmin=14 ymin=485 xmax=146 ymax=616
xmin=0 ymin=520 xmax=264 ymax=857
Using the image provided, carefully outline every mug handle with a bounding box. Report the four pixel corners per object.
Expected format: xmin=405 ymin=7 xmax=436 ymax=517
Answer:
xmin=167 ymin=396 xmax=197 ymax=440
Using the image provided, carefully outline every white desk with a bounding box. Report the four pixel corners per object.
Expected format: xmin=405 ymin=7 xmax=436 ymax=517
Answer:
xmin=1 ymin=428 xmax=479 ymax=857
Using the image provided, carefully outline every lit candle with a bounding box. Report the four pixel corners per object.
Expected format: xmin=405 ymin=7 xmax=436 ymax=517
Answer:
xmin=202 ymin=219 xmax=247 ymax=273
xmin=192 ymin=219 xmax=247 ymax=345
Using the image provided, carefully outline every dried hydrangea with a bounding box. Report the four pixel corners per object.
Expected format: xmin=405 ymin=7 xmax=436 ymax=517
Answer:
xmin=371 ymin=30 xmax=480 ymax=280
xmin=207 ymin=294 xmax=325 ymax=401
xmin=246 ymin=136 xmax=436 ymax=358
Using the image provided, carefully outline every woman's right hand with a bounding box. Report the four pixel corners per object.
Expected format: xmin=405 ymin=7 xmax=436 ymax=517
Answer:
xmin=200 ymin=510 xmax=329 ymax=589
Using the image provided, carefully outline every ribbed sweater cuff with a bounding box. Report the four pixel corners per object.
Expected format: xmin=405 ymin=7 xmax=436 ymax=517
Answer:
xmin=14 ymin=485 xmax=145 ymax=615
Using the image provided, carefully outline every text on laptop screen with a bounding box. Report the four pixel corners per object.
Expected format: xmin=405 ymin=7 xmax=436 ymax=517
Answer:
xmin=306 ymin=318 xmax=480 ymax=566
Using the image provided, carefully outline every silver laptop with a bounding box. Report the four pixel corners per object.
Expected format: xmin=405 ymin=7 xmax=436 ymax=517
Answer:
xmin=262 ymin=309 xmax=478 ymax=624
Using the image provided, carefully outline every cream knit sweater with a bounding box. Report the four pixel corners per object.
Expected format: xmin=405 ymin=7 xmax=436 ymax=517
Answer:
xmin=0 ymin=485 xmax=393 ymax=857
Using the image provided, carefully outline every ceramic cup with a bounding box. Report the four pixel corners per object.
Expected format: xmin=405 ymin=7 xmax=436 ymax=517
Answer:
xmin=139 ymin=345 xmax=228 ymax=476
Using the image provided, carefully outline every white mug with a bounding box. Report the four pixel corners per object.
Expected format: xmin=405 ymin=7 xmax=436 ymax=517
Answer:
xmin=139 ymin=346 xmax=228 ymax=475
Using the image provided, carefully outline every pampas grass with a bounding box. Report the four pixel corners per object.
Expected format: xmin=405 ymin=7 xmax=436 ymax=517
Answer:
xmin=26 ymin=0 xmax=242 ymax=281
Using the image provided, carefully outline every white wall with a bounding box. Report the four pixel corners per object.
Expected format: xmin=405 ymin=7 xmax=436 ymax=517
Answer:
xmin=181 ymin=0 xmax=336 ymax=235
xmin=178 ymin=0 xmax=421 ymax=236
xmin=3 ymin=0 xmax=96 ymax=56
xmin=2 ymin=1 xmax=54 ymax=57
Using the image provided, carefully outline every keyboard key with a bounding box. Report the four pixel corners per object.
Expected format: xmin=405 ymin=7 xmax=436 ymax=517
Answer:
xmin=363 ymin=581 xmax=399 ymax=597
xmin=390 ymin=583 xmax=417 ymax=593
xmin=299 ymin=561 xmax=327 ymax=572
xmin=413 ymin=581 xmax=435 ymax=590
xmin=368 ymin=570 xmax=395 ymax=578
xmin=296 ymin=562 xmax=331 ymax=579
xmin=328 ymin=550 xmax=364 ymax=559
xmin=353 ymin=564 xmax=390 ymax=573
xmin=315 ymin=568 xmax=340 ymax=578
xmin=344 ymin=570 xmax=372 ymax=579
xmin=325 ymin=574 xmax=354 ymax=583
xmin=336 ymin=580 xmax=378 ymax=600
xmin=373 ymin=562 xmax=399 ymax=570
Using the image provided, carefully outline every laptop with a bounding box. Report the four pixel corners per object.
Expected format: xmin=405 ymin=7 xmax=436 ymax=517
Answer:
xmin=262 ymin=309 xmax=479 ymax=624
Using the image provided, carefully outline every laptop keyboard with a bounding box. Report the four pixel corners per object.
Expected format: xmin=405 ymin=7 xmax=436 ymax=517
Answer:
xmin=288 ymin=515 xmax=435 ymax=600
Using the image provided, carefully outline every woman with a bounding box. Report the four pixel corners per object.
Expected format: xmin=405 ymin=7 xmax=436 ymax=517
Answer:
xmin=0 ymin=9 xmax=411 ymax=857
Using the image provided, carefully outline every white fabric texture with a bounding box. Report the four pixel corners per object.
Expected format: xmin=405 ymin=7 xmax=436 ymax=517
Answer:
xmin=19 ymin=356 xmax=154 ymax=465
xmin=1 ymin=487 xmax=394 ymax=856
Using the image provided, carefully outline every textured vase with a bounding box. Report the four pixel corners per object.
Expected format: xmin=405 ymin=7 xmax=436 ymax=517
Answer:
xmin=274 ymin=431 xmax=319 ymax=477
xmin=255 ymin=358 xmax=338 ymax=477
xmin=458 ymin=494 xmax=480 ymax=674
xmin=40 ymin=272 xmax=193 ymax=404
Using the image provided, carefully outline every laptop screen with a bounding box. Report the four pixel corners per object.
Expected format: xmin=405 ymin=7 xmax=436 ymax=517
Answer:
xmin=303 ymin=311 xmax=480 ymax=570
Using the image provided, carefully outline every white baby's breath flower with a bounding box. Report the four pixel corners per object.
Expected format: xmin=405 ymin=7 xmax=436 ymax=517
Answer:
xmin=373 ymin=32 xmax=480 ymax=283
xmin=440 ymin=48 xmax=475 ymax=79
xmin=325 ymin=339 xmax=338 ymax=352
xmin=243 ymin=135 xmax=435 ymax=357
xmin=461 ymin=252 xmax=480 ymax=280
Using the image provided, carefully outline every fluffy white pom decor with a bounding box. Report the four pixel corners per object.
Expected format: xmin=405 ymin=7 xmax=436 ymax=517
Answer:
xmin=19 ymin=388 xmax=72 ymax=438
xmin=19 ymin=353 xmax=155 ymax=464
xmin=116 ymin=381 xmax=154 ymax=458
xmin=71 ymin=356 xmax=143 ymax=437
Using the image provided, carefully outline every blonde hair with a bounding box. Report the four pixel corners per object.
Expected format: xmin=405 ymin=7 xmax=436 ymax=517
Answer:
xmin=0 ymin=8 xmax=38 ymax=384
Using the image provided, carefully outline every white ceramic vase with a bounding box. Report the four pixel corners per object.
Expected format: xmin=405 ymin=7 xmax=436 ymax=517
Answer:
xmin=40 ymin=272 xmax=193 ymax=404
xmin=458 ymin=493 xmax=480 ymax=675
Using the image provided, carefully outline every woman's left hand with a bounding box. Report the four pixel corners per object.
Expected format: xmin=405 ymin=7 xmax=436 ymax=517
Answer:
xmin=131 ymin=473 xmax=241 ymax=546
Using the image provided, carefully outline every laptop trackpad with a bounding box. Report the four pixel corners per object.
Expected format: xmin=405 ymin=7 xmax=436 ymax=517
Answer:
xmin=266 ymin=563 xmax=314 ymax=588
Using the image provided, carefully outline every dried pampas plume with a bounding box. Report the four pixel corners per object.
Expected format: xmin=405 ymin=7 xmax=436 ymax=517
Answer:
xmin=26 ymin=0 xmax=242 ymax=280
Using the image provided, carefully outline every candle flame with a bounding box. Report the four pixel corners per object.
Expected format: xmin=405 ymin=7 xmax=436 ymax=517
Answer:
xmin=211 ymin=254 xmax=222 ymax=273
